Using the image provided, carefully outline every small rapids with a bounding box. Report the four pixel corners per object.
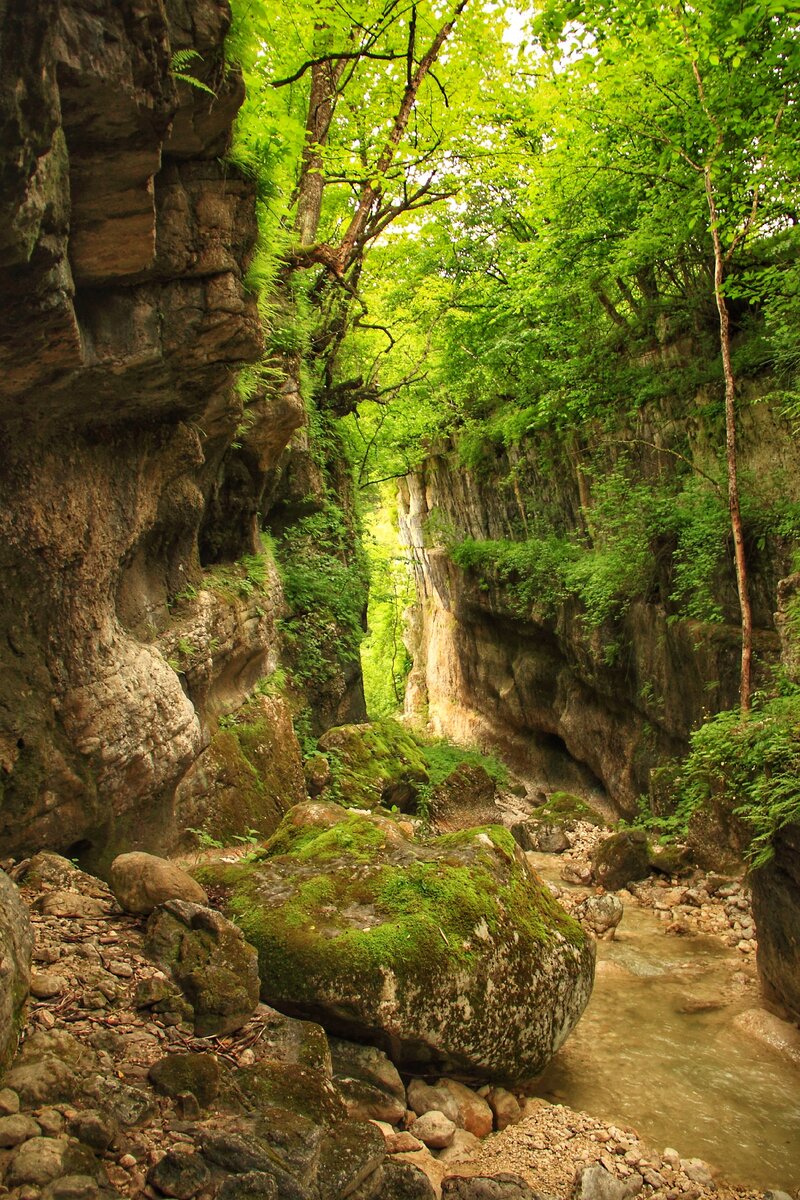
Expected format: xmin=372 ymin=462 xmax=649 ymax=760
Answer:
xmin=528 ymin=854 xmax=800 ymax=1191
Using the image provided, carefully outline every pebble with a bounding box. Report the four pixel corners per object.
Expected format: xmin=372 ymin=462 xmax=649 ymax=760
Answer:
xmin=35 ymin=1109 xmax=64 ymax=1137
xmin=0 ymin=1115 xmax=42 ymax=1147
xmin=30 ymin=973 xmax=66 ymax=999
xmin=0 ymin=1088 xmax=20 ymax=1116
xmin=107 ymin=961 xmax=134 ymax=978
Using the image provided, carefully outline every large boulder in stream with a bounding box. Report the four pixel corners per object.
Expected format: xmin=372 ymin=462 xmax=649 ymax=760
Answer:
xmin=591 ymin=830 xmax=650 ymax=890
xmin=199 ymin=801 xmax=595 ymax=1084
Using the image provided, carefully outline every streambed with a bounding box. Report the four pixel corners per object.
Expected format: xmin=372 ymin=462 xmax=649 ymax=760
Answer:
xmin=528 ymin=854 xmax=800 ymax=1191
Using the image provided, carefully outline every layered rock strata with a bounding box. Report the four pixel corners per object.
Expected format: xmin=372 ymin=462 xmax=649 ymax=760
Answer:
xmin=399 ymin=417 xmax=797 ymax=815
xmin=0 ymin=0 xmax=308 ymax=866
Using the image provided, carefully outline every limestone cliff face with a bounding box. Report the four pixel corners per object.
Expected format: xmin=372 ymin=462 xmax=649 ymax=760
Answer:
xmin=400 ymin=399 xmax=798 ymax=815
xmin=0 ymin=0 xmax=314 ymax=866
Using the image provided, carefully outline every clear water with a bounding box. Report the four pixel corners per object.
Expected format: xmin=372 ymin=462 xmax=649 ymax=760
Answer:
xmin=529 ymin=856 xmax=800 ymax=1190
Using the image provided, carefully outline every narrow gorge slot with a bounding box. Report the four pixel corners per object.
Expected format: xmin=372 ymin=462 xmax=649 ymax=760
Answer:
xmin=0 ymin=0 xmax=798 ymax=1198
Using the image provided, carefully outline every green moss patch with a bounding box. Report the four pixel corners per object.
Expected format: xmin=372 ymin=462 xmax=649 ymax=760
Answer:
xmin=538 ymin=791 xmax=607 ymax=827
xmin=198 ymin=801 xmax=592 ymax=1084
xmin=317 ymin=719 xmax=429 ymax=810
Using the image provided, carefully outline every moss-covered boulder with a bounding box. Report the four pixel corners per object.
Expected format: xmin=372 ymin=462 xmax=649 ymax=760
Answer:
xmin=317 ymin=720 xmax=429 ymax=811
xmin=144 ymin=900 xmax=260 ymax=1036
xmin=591 ymin=830 xmax=650 ymax=890
xmin=430 ymin=763 xmax=499 ymax=833
xmin=537 ymin=792 xmax=607 ymax=828
xmin=202 ymin=801 xmax=594 ymax=1085
xmin=174 ymin=696 xmax=306 ymax=852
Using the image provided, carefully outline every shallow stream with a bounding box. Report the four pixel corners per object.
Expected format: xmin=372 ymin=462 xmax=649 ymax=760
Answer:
xmin=528 ymin=854 xmax=800 ymax=1191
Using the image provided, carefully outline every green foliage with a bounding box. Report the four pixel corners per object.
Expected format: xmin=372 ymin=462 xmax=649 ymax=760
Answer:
xmin=276 ymin=500 xmax=368 ymax=692
xmin=361 ymin=489 xmax=414 ymax=718
xmin=419 ymin=739 xmax=509 ymax=790
xmin=170 ymin=49 xmax=216 ymax=96
xmin=678 ymin=690 xmax=800 ymax=868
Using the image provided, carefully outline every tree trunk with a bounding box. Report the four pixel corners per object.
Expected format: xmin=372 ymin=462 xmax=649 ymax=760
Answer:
xmin=295 ymin=54 xmax=347 ymax=245
xmin=704 ymin=167 xmax=753 ymax=711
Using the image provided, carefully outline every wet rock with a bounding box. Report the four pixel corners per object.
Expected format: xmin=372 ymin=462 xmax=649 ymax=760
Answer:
xmin=438 ymin=1129 xmax=481 ymax=1163
xmin=441 ymin=1174 xmax=541 ymax=1199
xmin=574 ymin=1164 xmax=639 ymax=1200
xmin=732 ymin=1007 xmax=800 ymax=1068
xmin=576 ymin=894 xmax=624 ymax=939
xmin=217 ymin=1171 xmax=278 ymax=1200
xmin=65 ymin=1109 xmax=118 ymax=1152
xmin=410 ymin=1110 xmax=456 ymax=1149
xmin=382 ymin=1159 xmax=437 ymax=1199
xmin=407 ymin=1079 xmax=492 ymax=1139
xmin=560 ymin=863 xmax=594 ymax=886
xmin=317 ymin=1120 xmax=385 ymax=1199
xmin=485 ymin=1086 xmax=522 ymax=1131
xmin=0 ymin=1086 xmax=20 ymax=1114
xmin=430 ymin=763 xmax=500 ymax=833
xmin=330 ymin=1037 xmax=406 ymax=1123
xmin=679 ymin=1159 xmax=714 ymax=1186
xmin=149 ymin=1053 xmax=223 ymax=1108
xmin=147 ymin=1150 xmax=211 ymax=1199
xmin=591 ymin=832 xmax=650 ymax=891
xmin=208 ymin=802 xmax=594 ymax=1084
xmin=110 ymin=852 xmax=208 ymax=914
xmin=6 ymin=1137 xmax=70 ymax=1186
xmin=234 ymin=1060 xmax=347 ymax=1127
xmin=0 ymin=869 xmax=33 ymax=1072
xmin=511 ymin=821 xmax=570 ymax=854
xmin=41 ymin=1176 xmax=103 ymax=1200
xmin=0 ymin=1114 xmax=41 ymax=1146
xmin=144 ymin=899 xmax=259 ymax=1036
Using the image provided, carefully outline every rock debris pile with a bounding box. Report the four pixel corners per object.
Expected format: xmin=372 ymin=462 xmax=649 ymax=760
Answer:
xmin=0 ymin=842 xmax=790 ymax=1200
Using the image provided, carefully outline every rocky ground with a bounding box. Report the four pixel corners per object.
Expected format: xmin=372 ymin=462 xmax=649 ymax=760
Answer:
xmin=0 ymin=814 xmax=798 ymax=1200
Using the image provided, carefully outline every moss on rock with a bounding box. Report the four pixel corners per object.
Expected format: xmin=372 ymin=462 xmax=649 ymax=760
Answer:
xmin=538 ymin=792 xmax=607 ymax=828
xmin=317 ymin=719 xmax=429 ymax=811
xmin=201 ymin=801 xmax=594 ymax=1085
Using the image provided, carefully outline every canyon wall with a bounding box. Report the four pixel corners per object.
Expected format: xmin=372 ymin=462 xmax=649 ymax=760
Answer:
xmin=0 ymin=0 xmax=363 ymax=869
xmin=400 ymin=394 xmax=799 ymax=816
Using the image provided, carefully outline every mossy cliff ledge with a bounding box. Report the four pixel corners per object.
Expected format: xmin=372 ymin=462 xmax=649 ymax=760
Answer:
xmin=199 ymin=800 xmax=595 ymax=1086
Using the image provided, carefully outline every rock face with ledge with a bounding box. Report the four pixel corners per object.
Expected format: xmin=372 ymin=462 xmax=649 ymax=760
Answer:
xmin=202 ymin=801 xmax=595 ymax=1085
xmin=0 ymin=0 xmax=316 ymax=867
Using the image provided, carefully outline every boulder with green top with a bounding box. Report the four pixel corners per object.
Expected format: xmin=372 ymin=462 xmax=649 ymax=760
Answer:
xmin=538 ymin=792 xmax=606 ymax=829
xmin=317 ymin=720 xmax=429 ymax=811
xmin=201 ymin=801 xmax=594 ymax=1085
xmin=591 ymin=830 xmax=650 ymax=890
